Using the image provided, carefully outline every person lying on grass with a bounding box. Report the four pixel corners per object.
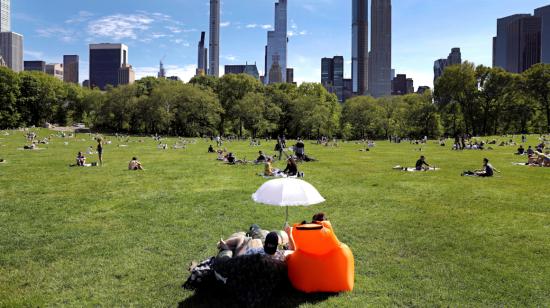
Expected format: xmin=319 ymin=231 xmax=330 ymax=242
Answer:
xmin=128 ymin=157 xmax=144 ymax=170
xmin=462 ymin=158 xmax=499 ymax=177
xmin=217 ymin=225 xmax=290 ymax=262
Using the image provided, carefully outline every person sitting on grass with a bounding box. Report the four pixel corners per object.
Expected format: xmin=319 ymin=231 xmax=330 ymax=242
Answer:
xmin=516 ymin=145 xmax=525 ymax=155
xmin=208 ymin=145 xmax=215 ymax=153
xmin=255 ymin=151 xmax=267 ymax=164
xmin=462 ymin=158 xmax=499 ymax=177
xmin=264 ymin=157 xmax=281 ymax=177
xmin=128 ymin=157 xmax=144 ymax=170
xmin=226 ymin=152 xmax=243 ymax=164
xmin=283 ymin=157 xmax=299 ymax=177
xmin=415 ymin=155 xmax=430 ymax=171
xmin=76 ymin=152 xmax=86 ymax=166
xmin=527 ymin=146 xmax=535 ymax=156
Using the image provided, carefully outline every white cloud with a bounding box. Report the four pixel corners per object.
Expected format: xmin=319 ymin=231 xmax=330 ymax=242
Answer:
xmin=220 ymin=21 xmax=231 ymax=27
xmin=261 ymin=24 xmax=273 ymax=30
xmin=36 ymin=27 xmax=76 ymax=42
xmin=24 ymin=50 xmax=44 ymax=59
xmin=246 ymin=24 xmax=257 ymax=28
xmin=65 ymin=11 xmax=94 ymax=24
xmin=88 ymin=14 xmax=154 ymax=40
xmin=223 ymin=55 xmax=237 ymax=62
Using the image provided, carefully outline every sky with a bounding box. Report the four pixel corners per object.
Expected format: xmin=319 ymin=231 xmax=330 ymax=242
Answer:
xmin=11 ymin=0 xmax=550 ymax=89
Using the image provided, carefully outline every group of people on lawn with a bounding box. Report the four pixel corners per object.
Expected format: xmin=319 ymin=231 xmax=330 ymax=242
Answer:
xmin=405 ymin=155 xmax=499 ymax=177
xmin=73 ymin=138 xmax=144 ymax=170
xmin=516 ymin=143 xmax=550 ymax=167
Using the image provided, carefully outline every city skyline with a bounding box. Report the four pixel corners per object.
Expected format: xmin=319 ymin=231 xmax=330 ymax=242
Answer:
xmin=9 ymin=0 xmax=550 ymax=88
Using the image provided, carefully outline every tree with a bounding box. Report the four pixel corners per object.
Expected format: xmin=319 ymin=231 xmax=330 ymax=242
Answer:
xmin=434 ymin=62 xmax=478 ymax=135
xmin=0 ymin=67 xmax=20 ymax=128
xmin=17 ymin=72 xmax=66 ymax=127
xmin=218 ymin=74 xmax=262 ymax=134
xmin=523 ymin=63 xmax=550 ymax=132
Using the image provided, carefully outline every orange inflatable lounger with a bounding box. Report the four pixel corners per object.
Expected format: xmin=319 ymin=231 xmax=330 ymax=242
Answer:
xmin=286 ymin=221 xmax=354 ymax=293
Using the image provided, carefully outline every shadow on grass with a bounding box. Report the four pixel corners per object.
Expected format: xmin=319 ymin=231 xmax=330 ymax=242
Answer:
xmin=178 ymin=285 xmax=337 ymax=308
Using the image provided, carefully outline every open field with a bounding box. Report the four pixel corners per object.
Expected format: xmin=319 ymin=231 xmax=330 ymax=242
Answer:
xmin=1 ymin=129 xmax=549 ymax=307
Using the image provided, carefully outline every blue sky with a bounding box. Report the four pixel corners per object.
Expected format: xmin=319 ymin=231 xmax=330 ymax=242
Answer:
xmin=12 ymin=0 xmax=550 ymax=88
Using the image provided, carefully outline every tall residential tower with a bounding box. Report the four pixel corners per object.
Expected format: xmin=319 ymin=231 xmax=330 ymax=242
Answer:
xmin=368 ymin=0 xmax=392 ymax=98
xmin=197 ymin=31 xmax=208 ymax=76
xmin=0 ymin=0 xmax=10 ymax=32
xmin=352 ymin=0 xmax=368 ymax=95
xmin=265 ymin=0 xmax=288 ymax=84
xmin=208 ymin=0 xmax=220 ymax=77
xmin=63 ymin=55 xmax=79 ymax=84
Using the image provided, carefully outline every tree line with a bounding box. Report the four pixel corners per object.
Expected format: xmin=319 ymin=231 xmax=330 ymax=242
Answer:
xmin=0 ymin=63 xmax=549 ymax=139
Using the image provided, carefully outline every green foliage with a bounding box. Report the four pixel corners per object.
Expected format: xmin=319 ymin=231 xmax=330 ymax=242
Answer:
xmin=0 ymin=67 xmax=21 ymax=128
xmin=2 ymin=64 xmax=550 ymax=137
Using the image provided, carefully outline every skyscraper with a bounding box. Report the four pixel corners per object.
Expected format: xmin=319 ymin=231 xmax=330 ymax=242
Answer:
xmin=535 ymin=5 xmax=550 ymax=64
xmin=0 ymin=31 xmax=22 ymax=72
xmin=158 ymin=61 xmax=166 ymax=78
xmin=118 ymin=64 xmax=135 ymax=85
xmin=321 ymin=56 xmax=344 ymax=102
xmin=24 ymin=60 xmax=46 ymax=72
xmin=447 ymin=47 xmax=462 ymax=66
xmin=433 ymin=48 xmax=462 ymax=83
xmin=265 ymin=0 xmax=287 ymax=84
xmin=197 ymin=31 xmax=208 ymax=76
xmin=0 ymin=0 xmax=10 ymax=32
xmin=46 ymin=63 xmax=63 ymax=80
xmin=209 ymin=0 xmax=220 ymax=77
xmin=369 ymin=0 xmax=392 ymax=98
xmin=493 ymin=14 xmax=531 ymax=70
xmin=352 ymin=0 xmax=368 ymax=95
xmin=89 ymin=43 xmax=128 ymax=90
xmin=286 ymin=68 xmax=294 ymax=84
xmin=391 ymin=74 xmax=414 ymax=95
xmin=63 ymin=55 xmax=79 ymax=84
xmin=224 ymin=63 xmax=260 ymax=80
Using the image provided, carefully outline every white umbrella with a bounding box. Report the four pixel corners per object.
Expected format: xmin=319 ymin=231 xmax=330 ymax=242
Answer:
xmin=251 ymin=178 xmax=326 ymax=223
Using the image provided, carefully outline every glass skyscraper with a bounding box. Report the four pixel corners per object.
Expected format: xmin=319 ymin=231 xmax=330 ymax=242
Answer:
xmin=369 ymin=0 xmax=392 ymax=98
xmin=89 ymin=44 xmax=128 ymax=90
xmin=63 ymin=55 xmax=79 ymax=84
xmin=265 ymin=0 xmax=287 ymax=84
xmin=197 ymin=31 xmax=208 ymax=76
xmin=321 ymin=56 xmax=345 ymax=102
xmin=535 ymin=5 xmax=550 ymax=64
xmin=0 ymin=0 xmax=9 ymax=32
xmin=352 ymin=0 xmax=368 ymax=95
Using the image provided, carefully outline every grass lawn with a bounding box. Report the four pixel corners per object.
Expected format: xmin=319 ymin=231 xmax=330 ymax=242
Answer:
xmin=0 ymin=129 xmax=549 ymax=307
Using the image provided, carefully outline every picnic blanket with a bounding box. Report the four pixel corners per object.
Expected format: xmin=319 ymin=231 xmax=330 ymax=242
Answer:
xmin=393 ymin=166 xmax=440 ymax=172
